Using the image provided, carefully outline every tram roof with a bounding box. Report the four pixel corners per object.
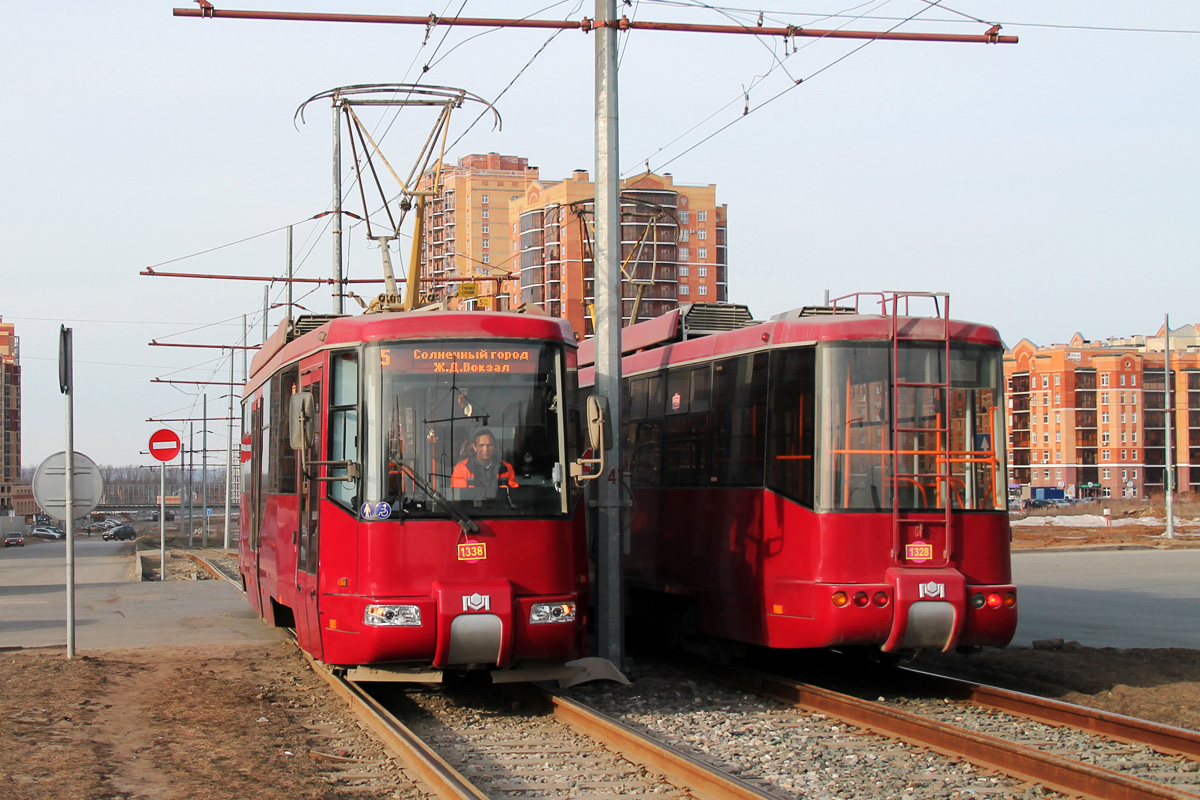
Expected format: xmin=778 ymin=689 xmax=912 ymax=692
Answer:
xmin=578 ymin=304 xmax=1003 ymax=374
xmin=247 ymin=310 xmax=576 ymax=391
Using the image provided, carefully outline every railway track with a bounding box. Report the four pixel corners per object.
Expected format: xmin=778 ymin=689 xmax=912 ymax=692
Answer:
xmin=568 ymin=656 xmax=1200 ymax=800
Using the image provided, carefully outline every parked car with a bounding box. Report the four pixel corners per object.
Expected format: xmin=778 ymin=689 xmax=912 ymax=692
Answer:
xmin=1028 ymin=499 xmax=1053 ymax=510
xmin=4 ymin=532 xmax=24 ymax=547
xmin=151 ymin=511 xmax=175 ymax=522
xmin=31 ymin=526 xmax=64 ymax=539
xmin=102 ymin=525 xmax=136 ymax=541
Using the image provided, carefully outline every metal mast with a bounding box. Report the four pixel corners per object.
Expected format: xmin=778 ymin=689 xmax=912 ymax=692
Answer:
xmin=594 ymin=0 xmax=624 ymax=665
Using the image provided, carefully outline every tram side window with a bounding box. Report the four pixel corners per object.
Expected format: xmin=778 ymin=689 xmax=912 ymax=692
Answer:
xmin=246 ymin=397 xmax=263 ymax=549
xmin=662 ymin=365 xmax=712 ymax=486
xmin=327 ymin=350 xmax=359 ymax=510
xmin=268 ymin=366 xmax=300 ymax=494
xmin=712 ymin=354 xmax=768 ymax=486
xmin=765 ymin=348 xmax=816 ymax=507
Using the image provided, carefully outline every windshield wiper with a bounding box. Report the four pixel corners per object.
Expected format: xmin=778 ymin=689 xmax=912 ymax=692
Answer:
xmin=393 ymin=461 xmax=479 ymax=535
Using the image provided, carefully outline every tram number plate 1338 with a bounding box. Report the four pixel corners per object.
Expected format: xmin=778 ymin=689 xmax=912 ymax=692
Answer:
xmin=457 ymin=542 xmax=487 ymax=562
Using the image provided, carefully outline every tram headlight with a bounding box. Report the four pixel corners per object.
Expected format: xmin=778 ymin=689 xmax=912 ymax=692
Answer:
xmin=363 ymin=604 xmax=422 ymax=626
xmin=529 ymin=602 xmax=576 ymax=624
xmin=970 ymin=593 xmax=986 ymax=609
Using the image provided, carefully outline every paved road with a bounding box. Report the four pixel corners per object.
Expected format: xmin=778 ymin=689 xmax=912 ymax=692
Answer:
xmin=1012 ymin=547 xmax=1200 ymax=649
xmin=0 ymin=537 xmax=280 ymax=651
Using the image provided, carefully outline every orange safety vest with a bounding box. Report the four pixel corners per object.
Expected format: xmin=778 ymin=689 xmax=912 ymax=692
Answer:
xmin=451 ymin=458 xmax=519 ymax=489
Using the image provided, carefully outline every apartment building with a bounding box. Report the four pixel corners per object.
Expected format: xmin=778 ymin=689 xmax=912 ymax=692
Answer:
xmin=0 ymin=317 xmax=26 ymax=513
xmin=1005 ymin=324 xmax=1200 ymax=500
xmin=416 ymin=154 xmax=728 ymax=339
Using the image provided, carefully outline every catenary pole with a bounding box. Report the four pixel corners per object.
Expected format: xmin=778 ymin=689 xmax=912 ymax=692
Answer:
xmin=187 ymin=422 xmax=194 ymax=546
xmin=1165 ymin=314 xmax=1175 ymax=539
xmin=594 ymin=0 xmax=624 ymax=665
xmin=286 ymin=225 xmax=294 ymax=329
xmin=202 ymin=393 xmax=209 ymax=547
xmin=225 ymin=352 xmax=234 ymax=549
xmin=332 ymin=95 xmax=344 ymax=314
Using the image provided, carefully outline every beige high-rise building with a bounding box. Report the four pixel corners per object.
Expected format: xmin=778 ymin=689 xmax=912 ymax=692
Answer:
xmin=417 ymin=154 xmax=728 ymax=339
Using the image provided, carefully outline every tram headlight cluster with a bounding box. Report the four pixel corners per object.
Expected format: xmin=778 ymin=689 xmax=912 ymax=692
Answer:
xmin=529 ymin=602 xmax=576 ymax=624
xmin=363 ymin=604 xmax=422 ymax=626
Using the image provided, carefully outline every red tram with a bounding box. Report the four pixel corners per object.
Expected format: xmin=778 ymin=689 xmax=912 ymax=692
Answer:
xmin=240 ymin=310 xmax=594 ymax=681
xmin=581 ymin=293 xmax=1017 ymax=656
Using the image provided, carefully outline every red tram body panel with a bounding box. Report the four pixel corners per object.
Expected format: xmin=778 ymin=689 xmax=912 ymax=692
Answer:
xmin=581 ymin=297 xmax=1017 ymax=654
xmin=239 ymin=311 xmax=589 ymax=678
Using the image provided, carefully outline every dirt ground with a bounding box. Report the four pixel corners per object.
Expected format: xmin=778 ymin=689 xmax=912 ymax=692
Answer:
xmin=4 ymin=520 xmax=1199 ymax=799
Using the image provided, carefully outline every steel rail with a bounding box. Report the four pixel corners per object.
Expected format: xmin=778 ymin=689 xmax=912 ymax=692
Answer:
xmin=901 ymin=666 xmax=1200 ymax=759
xmin=538 ymin=687 xmax=779 ymax=800
xmin=303 ymin=654 xmax=489 ymax=800
xmin=705 ymin=664 xmax=1200 ymax=800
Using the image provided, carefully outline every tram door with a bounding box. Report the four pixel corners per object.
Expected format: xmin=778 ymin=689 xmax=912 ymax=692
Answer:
xmin=296 ymin=360 xmax=324 ymax=660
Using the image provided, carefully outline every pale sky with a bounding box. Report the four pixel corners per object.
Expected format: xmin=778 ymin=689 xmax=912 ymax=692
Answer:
xmin=4 ymin=1 xmax=1198 ymax=467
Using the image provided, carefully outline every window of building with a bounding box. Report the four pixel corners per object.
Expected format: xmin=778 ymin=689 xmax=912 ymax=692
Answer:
xmin=1101 ymin=392 xmax=1108 ymax=404
xmin=678 ymin=210 xmax=689 ymax=224
xmin=481 ymin=194 xmax=489 ymax=204
xmin=481 ymin=254 xmax=490 ymax=263
xmin=1043 ymin=414 xmax=1048 ymax=424
xmin=698 ymin=284 xmax=708 ymax=296
xmin=482 ymin=224 xmax=489 ymax=234
xmin=481 ymin=208 xmax=490 ymax=219
xmin=1122 ymin=469 xmax=1127 ymax=480
xmin=1131 ymin=393 xmax=1137 ymax=405
xmin=1120 ymin=450 xmax=1126 ymax=460
xmin=697 ymin=229 xmax=707 ymax=240
xmin=679 ymin=247 xmax=689 ymax=261
xmin=680 ymin=229 xmax=689 ymax=242
xmin=698 ymin=247 xmax=707 ymax=260
xmin=1102 ymin=412 xmax=1109 ymax=423
xmin=697 ymin=210 xmax=707 ymax=221
xmin=1043 ymin=393 xmax=1048 ymax=405
xmin=1132 ymin=469 xmax=1138 ymax=478
xmin=1101 ymin=374 xmax=1110 ymax=387
xmin=1042 ymin=375 xmax=1049 ymax=388
xmin=1055 ymin=412 xmax=1061 ymax=423
xmin=1130 ymin=449 xmax=1137 ymax=460
xmin=1132 ymin=412 xmax=1137 ymax=423
xmin=1043 ymin=469 xmax=1050 ymax=479
xmin=679 ymin=284 xmax=689 ymax=295
xmin=1055 ymin=432 xmax=1061 ymax=442
xmin=679 ymin=265 xmax=689 ymax=277
xmin=1120 ymin=431 xmax=1126 ymax=443
xmin=1120 ymin=412 xmax=1125 ymax=423
xmin=482 ymin=239 xmax=489 ymax=249
xmin=1131 ymin=375 xmax=1137 ymax=387
xmin=1056 ymin=469 xmax=1062 ymax=479
xmin=1102 ymin=449 xmax=1110 ymax=460
xmin=1102 ymin=432 xmax=1110 ymax=444
xmin=1042 ymin=452 xmax=1049 ymax=462
xmin=1120 ymin=374 xmax=1126 ymax=386
xmin=698 ymin=266 xmax=708 ymax=277
xmin=1119 ymin=392 xmax=1124 ymax=405
xmin=1103 ymin=468 xmax=1110 ymax=479
xmin=1132 ymin=431 xmax=1138 ymax=442
xmin=1056 ymin=451 xmax=1062 ymax=461
xmin=1054 ymin=392 xmax=1060 ymax=404
xmin=1103 ymin=487 xmax=1112 ymax=497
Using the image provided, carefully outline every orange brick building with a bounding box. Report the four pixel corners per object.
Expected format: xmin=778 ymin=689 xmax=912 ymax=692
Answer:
xmin=0 ymin=317 xmax=29 ymax=514
xmin=416 ymin=154 xmax=728 ymax=338
xmin=1004 ymin=324 xmax=1200 ymax=500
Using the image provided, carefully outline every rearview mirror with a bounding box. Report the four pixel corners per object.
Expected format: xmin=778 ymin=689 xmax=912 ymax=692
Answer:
xmin=586 ymin=394 xmax=612 ymax=452
xmin=289 ymin=392 xmax=314 ymax=450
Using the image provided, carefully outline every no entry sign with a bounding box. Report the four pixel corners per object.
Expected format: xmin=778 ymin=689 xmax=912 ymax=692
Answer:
xmin=149 ymin=428 xmax=182 ymax=462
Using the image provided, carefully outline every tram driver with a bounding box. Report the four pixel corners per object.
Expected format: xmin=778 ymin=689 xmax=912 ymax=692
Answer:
xmin=451 ymin=427 xmax=519 ymax=497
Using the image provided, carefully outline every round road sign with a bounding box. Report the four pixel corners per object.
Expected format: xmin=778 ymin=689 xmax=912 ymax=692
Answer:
xmin=32 ymin=451 xmax=105 ymax=521
xmin=149 ymin=428 xmax=182 ymax=462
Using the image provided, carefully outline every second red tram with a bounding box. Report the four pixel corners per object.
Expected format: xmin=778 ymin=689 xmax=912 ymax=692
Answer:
xmin=581 ymin=293 xmax=1017 ymax=655
xmin=240 ymin=310 xmax=593 ymax=681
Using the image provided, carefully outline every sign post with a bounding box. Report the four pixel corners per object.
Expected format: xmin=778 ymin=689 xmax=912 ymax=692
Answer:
xmin=32 ymin=446 xmax=104 ymax=659
xmin=149 ymin=428 xmax=182 ymax=579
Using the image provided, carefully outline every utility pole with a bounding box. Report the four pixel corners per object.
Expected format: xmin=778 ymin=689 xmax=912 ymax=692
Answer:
xmin=594 ymin=0 xmax=625 ymax=665
xmin=1164 ymin=314 xmax=1175 ymax=539
xmin=202 ymin=393 xmax=209 ymax=547
xmin=332 ymin=95 xmax=344 ymax=314
xmin=224 ymin=353 xmax=234 ymax=549
xmin=286 ymin=225 xmax=294 ymax=329
xmin=187 ymin=422 xmax=194 ymax=547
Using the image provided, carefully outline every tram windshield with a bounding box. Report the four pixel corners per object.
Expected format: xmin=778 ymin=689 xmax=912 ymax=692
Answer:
xmin=363 ymin=340 xmax=570 ymax=519
xmin=818 ymin=341 xmax=1006 ymax=512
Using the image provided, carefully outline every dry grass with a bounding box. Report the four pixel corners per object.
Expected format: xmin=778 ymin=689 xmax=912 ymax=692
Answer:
xmin=1023 ymin=496 xmax=1200 ymax=519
